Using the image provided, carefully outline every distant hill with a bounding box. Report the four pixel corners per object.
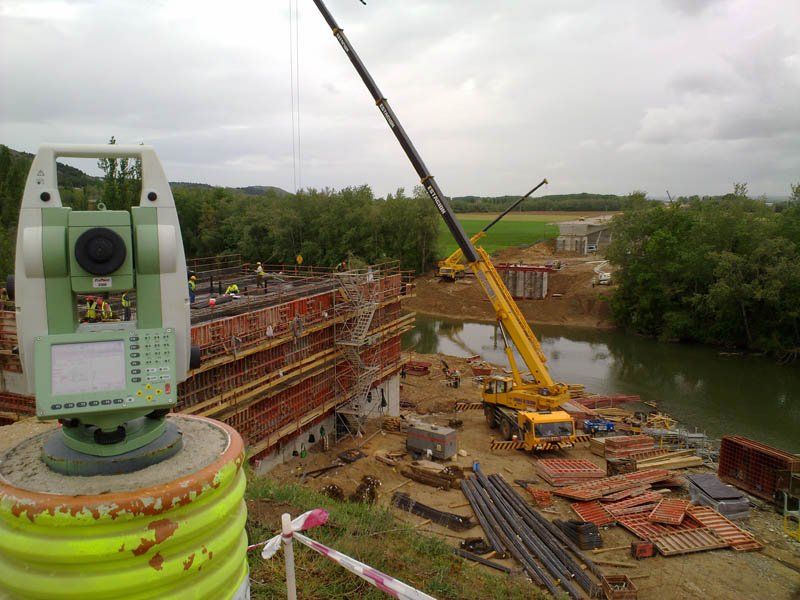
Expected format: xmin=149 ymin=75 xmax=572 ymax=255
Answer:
xmin=3 ymin=146 xmax=290 ymax=196
xmin=170 ymin=182 xmax=291 ymax=197
xmin=6 ymin=147 xmax=100 ymax=188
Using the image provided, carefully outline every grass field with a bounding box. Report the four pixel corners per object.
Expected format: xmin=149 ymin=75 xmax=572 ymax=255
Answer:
xmin=437 ymin=213 xmax=566 ymax=256
xmin=247 ymin=476 xmax=539 ymax=599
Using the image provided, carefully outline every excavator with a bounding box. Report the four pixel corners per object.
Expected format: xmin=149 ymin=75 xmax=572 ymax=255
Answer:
xmin=437 ymin=178 xmax=547 ymax=281
xmin=312 ymin=0 xmax=576 ymax=451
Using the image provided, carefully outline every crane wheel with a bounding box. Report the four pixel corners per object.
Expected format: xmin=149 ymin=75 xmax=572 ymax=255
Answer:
xmin=484 ymin=405 xmax=498 ymax=429
xmin=500 ymin=419 xmax=513 ymax=441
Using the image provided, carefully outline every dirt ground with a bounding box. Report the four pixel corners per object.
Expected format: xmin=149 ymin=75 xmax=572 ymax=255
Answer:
xmin=270 ymin=352 xmax=800 ymax=600
xmin=403 ymin=241 xmax=615 ymax=329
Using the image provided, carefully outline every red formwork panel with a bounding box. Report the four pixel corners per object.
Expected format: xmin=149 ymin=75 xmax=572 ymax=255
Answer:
xmin=0 ymin=392 xmax=35 ymax=416
xmin=648 ymin=498 xmax=690 ymax=526
xmin=718 ymin=436 xmax=800 ymax=502
xmin=191 ymin=291 xmax=337 ymax=361
xmin=685 ymin=506 xmax=763 ymax=552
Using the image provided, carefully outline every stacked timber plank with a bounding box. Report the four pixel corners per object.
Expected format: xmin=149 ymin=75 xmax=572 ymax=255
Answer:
xmin=632 ymin=448 xmax=703 ymax=470
xmin=535 ymin=458 xmax=605 ymax=486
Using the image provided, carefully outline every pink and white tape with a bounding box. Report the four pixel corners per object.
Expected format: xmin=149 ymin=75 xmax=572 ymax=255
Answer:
xmin=258 ymin=508 xmax=435 ymax=600
xmin=254 ymin=509 xmax=330 ymax=557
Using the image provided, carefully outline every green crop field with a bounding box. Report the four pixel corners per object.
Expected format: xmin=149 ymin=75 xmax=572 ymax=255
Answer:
xmin=437 ymin=213 xmax=567 ymax=257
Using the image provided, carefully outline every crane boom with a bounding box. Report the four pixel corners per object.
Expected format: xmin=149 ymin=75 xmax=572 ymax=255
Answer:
xmin=440 ymin=178 xmax=547 ymax=274
xmin=311 ymin=0 xmax=568 ymax=406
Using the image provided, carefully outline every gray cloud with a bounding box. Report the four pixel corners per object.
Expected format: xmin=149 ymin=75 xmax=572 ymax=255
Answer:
xmin=1 ymin=0 xmax=798 ymax=198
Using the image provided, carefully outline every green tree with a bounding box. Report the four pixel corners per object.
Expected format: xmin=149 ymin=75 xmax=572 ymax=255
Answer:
xmin=97 ymin=136 xmax=141 ymax=211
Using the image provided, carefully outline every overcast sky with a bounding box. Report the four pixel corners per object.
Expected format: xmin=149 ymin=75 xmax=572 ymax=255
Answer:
xmin=1 ymin=0 xmax=798 ymax=198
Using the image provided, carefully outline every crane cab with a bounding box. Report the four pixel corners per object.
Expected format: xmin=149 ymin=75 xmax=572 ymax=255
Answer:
xmin=437 ymin=262 xmax=465 ymax=281
xmin=482 ymin=375 xmax=576 ymax=451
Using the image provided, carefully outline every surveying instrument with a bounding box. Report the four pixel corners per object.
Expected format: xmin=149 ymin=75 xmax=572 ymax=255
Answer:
xmin=12 ymin=143 xmax=200 ymax=474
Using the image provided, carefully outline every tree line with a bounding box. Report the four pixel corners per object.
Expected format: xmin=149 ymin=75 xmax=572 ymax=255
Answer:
xmin=608 ymin=184 xmax=800 ymax=359
xmin=0 ymin=143 xmax=441 ymax=277
xmin=450 ymin=192 xmax=625 ymax=212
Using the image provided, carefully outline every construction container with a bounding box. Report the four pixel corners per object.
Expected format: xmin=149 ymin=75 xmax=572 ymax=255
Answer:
xmin=718 ymin=436 xmax=800 ymax=503
xmin=0 ymin=416 xmax=249 ymax=600
xmin=407 ymin=423 xmax=458 ymax=460
xmin=630 ymin=541 xmax=655 ymax=560
xmin=601 ymin=574 xmax=638 ymax=600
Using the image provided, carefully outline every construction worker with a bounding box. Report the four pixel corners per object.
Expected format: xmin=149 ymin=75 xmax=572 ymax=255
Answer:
xmin=188 ymin=275 xmax=197 ymax=303
xmin=255 ymin=262 xmax=265 ymax=288
xmin=121 ymin=292 xmax=131 ymax=321
xmin=100 ymin=294 xmax=113 ymax=321
xmin=225 ymin=283 xmax=240 ymax=297
xmin=84 ymin=296 xmax=98 ymax=322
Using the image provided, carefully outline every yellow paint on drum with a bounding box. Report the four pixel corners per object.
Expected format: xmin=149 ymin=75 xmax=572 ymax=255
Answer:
xmin=0 ymin=416 xmax=248 ymax=600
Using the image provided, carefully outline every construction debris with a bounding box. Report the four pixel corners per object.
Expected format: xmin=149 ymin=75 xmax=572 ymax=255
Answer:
xmin=400 ymin=463 xmax=465 ymax=489
xmin=453 ymin=548 xmax=512 ymax=573
xmin=382 ymin=416 xmax=406 ymax=433
xmin=391 ymin=492 xmax=474 ymax=531
xmin=459 ymin=537 xmax=493 ymax=555
xmin=338 ymin=448 xmax=366 ymax=464
xmin=350 ymin=475 xmax=381 ymax=504
xmin=321 ymin=483 xmax=345 ymax=501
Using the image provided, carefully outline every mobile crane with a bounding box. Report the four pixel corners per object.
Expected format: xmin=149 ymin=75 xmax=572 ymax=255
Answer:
xmin=437 ymin=178 xmax=547 ymax=281
xmin=312 ymin=0 xmax=576 ymax=451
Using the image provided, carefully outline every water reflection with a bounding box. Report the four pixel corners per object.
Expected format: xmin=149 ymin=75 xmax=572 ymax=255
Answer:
xmin=403 ymin=314 xmax=799 ymax=452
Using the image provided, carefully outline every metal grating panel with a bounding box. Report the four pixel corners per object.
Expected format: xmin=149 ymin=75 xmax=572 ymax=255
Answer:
xmin=652 ymin=527 xmax=729 ymax=556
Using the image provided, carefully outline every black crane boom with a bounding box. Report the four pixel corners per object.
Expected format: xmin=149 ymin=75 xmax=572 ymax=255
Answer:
xmin=311 ymin=0 xmax=478 ymax=263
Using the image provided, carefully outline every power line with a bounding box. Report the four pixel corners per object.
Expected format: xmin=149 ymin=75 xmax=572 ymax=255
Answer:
xmin=288 ymin=0 xmax=302 ymax=193
xmin=295 ymin=0 xmax=302 ymax=191
xmin=288 ymin=0 xmax=297 ymax=193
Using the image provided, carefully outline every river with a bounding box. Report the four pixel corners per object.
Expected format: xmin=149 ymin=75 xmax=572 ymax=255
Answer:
xmin=403 ymin=314 xmax=799 ymax=452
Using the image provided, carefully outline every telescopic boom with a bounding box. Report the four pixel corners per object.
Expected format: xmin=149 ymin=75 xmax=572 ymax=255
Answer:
xmin=311 ymin=0 xmax=478 ymax=264
xmin=312 ymin=0 xmax=569 ymax=405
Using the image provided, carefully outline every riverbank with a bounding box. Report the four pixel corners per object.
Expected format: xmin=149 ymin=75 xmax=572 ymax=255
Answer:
xmin=264 ymin=350 xmax=800 ymax=600
xmin=404 ymin=316 xmax=800 ymax=452
xmin=403 ymin=242 xmax=615 ymax=329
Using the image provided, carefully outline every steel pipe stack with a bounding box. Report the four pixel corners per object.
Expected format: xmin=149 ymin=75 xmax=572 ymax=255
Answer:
xmin=461 ymin=467 xmax=605 ymax=599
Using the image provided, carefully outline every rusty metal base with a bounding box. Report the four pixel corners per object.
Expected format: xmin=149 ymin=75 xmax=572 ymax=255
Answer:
xmin=42 ymin=420 xmax=183 ymax=476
